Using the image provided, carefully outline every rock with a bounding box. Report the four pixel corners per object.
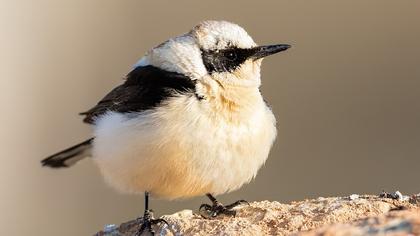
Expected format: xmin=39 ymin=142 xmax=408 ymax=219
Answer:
xmin=94 ymin=193 xmax=420 ymax=236
xmin=299 ymin=209 xmax=420 ymax=236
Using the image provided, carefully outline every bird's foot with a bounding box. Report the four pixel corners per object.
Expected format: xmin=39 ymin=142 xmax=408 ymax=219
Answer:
xmin=199 ymin=199 xmax=249 ymax=219
xmin=135 ymin=210 xmax=168 ymax=236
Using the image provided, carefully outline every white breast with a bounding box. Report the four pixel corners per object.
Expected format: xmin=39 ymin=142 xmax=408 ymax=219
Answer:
xmin=92 ymin=94 xmax=276 ymax=199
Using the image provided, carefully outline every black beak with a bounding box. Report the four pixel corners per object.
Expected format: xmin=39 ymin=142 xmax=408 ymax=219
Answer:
xmin=251 ymin=44 xmax=291 ymax=60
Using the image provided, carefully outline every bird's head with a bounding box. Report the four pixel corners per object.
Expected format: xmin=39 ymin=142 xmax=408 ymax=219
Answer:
xmin=135 ymin=20 xmax=290 ymax=88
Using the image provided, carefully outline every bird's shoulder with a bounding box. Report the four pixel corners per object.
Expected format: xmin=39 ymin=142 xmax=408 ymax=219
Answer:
xmin=80 ymin=65 xmax=196 ymax=124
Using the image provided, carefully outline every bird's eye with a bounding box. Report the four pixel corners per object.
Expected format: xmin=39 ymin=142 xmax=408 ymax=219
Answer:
xmin=225 ymin=51 xmax=237 ymax=61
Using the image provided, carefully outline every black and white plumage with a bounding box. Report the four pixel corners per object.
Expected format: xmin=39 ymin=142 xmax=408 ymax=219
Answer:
xmin=42 ymin=20 xmax=290 ymax=202
xmin=42 ymin=65 xmax=197 ymax=168
xmin=81 ymin=65 xmax=197 ymax=124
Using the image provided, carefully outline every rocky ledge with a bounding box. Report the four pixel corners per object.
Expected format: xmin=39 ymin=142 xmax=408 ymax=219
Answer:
xmin=95 ymin=192 xmax=420 ymax=236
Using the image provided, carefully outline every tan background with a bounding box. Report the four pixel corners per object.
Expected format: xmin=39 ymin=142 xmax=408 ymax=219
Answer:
xmin=1 ymin=0 xmax=419 ymax=235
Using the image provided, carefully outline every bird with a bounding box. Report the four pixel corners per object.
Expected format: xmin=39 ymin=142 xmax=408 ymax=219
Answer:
xmin=41 ymin=20 xmax=290 ymax=235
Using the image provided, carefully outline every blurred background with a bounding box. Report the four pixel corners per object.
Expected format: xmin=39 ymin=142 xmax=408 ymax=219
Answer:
xmin=1 ymin=0 xmax=419 ymax=235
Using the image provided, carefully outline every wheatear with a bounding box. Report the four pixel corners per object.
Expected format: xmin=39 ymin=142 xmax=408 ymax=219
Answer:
xmin=42 ymin=20 xmax=290 ymax=235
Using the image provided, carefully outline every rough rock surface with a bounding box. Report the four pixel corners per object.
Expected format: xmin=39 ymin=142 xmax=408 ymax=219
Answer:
xmin=95 ymin=192 xmax=420 ymax=236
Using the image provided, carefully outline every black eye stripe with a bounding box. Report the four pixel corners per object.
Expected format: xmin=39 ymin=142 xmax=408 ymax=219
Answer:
xmin=201 ymin=48 xmax=256 ymax=73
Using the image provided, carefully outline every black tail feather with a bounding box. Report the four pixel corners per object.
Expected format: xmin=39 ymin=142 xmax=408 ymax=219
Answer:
xmin=41 ymin=138 xmax=94 ymax=168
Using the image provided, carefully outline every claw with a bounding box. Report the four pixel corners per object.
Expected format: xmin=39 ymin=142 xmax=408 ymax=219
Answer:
xmin=199 ymin=199 xmax=248 ymax=219
xmin=151 ymin=218 xmax=169 ymax=227
xmin=135 ymin=211 xmax=168 ymax=236
xmin=225 ymin=200 xmax=249 ymax=209
xmin=199 ymin=203 xmax=212 ymax=212
xmin=199 ymin=194 xmax=250 ymax=219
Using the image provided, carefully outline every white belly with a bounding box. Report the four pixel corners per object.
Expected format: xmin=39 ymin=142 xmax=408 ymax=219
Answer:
xmin=92 ymin=95 xmax=276 ymax=199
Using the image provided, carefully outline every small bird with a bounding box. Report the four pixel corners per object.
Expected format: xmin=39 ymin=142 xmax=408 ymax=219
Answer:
xmin=42 ymin=20 xmax=290 ymax=235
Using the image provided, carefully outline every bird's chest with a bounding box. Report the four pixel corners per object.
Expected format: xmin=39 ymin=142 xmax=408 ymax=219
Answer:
xmin=93 ymin=94 xmax=276 ymax=197
xmin=161 ymin=94 xmax=274 ymax=154
xmin=157 ymin=95 xmax=277 ymax=194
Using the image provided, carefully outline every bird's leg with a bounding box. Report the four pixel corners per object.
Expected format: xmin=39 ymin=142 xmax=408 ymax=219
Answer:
xmin=135 ymin=192 xmax=168 ymax=236
xmin=199 ymin=193 xmax=249 ymax=219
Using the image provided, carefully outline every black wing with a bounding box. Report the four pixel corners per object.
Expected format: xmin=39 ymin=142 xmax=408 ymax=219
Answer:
xmin=80 ymin=65 xmax=196 ymax=124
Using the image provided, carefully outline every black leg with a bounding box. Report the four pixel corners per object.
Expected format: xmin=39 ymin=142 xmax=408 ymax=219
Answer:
xmin=199 ymin=193 xmax=249 ymax=219
xmin=135 ymin=192 xmax=169 ymax=236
